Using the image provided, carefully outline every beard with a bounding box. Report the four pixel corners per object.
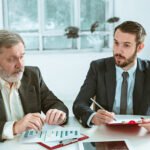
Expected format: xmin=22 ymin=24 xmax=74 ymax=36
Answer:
xmin=0 ymin=67 xmax=24 ymax=83
xmin=113 ymin=49 xmax=137 ymax=68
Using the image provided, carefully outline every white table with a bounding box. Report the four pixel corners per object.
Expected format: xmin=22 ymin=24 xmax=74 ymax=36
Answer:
xmin=0 ymin=116 xmax=150 ymax=150
xmin=67 ymin=116 xmax=150 ymax=150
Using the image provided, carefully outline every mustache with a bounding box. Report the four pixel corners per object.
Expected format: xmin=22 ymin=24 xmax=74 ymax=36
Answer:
xmin=114 ymin=54 xmax=125 ymax=59
xmin=13 ymin=68 xmax=24 ymax=74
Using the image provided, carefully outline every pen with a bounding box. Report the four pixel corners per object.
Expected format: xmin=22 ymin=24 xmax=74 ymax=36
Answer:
xmin=90 ymin=98 xmax=117 ymax=121
xmin=59 ymin=138 xmax=78 ymax=145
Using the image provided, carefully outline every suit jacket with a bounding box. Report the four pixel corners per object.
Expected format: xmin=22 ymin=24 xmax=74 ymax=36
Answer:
xmin=73 ymin=57 xmax=150 ymax=127
xmin=0 ymin=66 xmax=68 ymax=141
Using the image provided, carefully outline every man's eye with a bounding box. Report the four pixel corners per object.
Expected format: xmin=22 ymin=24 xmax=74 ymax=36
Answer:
xmin=124 ymin=44 xmax=130 ymax=48
xmin=114 ymin=42 xmax=118 ymax=45
xmin=7 ymin=58 xmax=15 ymax=62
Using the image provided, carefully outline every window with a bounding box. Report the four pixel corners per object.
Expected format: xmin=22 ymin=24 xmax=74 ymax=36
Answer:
xmin=2 ymin=0 xmax=114 ymax=52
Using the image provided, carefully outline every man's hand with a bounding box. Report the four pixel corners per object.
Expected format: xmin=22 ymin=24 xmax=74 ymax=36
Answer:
xmin=13 ymin=113 xmax=45 ymax=135
xmin=91 ymin=109 xmax=115 ymax=125
xmin=45 ymin=109 xmax=66 ymax=125
xmin=139 ymin=119 xmax=150 ymax=132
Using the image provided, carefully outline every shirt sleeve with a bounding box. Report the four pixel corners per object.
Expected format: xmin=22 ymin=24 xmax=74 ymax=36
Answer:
xmin=87 ymin=112 xmax=96 ymax=127
xmin=2 ymin=121 xmax=16 ymax=139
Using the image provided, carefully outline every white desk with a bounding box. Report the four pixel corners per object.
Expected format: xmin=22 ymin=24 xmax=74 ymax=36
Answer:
xmin=67 ymin=116 xmax=150 ymax=150
xmin=0 ymin=116 xmax=150 ymax=150
xmin=0 ymin=135 xmax=82 ymax=150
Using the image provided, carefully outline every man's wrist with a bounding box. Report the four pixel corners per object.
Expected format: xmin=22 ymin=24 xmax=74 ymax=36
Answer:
xmin=13 ymin=121 xmax=17 ymax=135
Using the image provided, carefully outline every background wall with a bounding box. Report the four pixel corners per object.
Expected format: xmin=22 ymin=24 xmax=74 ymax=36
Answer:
xmin=1 ymin=1 xmax=150 ymax=106
xmin=115 ymin=0 xmax=150 ymax=59
xmin=25 ymin=52 xmax=113 ymax=102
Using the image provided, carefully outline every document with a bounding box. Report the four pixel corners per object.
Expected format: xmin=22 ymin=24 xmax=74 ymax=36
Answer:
xmin=20 ymin=124 xmax=80 ymax=143
xmin=108 ymin=115 xmax=150 ymax=125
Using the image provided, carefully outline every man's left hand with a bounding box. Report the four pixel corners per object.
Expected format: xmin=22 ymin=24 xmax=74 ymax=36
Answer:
xmin=139 ymin=119 xmax=150 ymax=132
xmin=45 ymin=109 xmax=66 ymax=125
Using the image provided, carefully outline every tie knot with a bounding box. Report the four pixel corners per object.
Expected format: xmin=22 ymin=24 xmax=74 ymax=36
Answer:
xmin=122 ymin=72 xmax=129 ymax=79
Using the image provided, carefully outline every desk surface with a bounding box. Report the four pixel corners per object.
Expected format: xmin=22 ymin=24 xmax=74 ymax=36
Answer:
xmin=68 ymin=116 xmax=150 ymax=150
xmin=0 ymin=116 xmax=150 ymax=150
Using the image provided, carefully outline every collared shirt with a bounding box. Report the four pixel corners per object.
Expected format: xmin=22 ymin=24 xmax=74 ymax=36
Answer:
xmin=0 ymin=78 xmax=24 ymax=139
xmin=113 ymin=60 xmax=137 ymax=114
xmin=87 ymin=60 xmax=137 ymax=126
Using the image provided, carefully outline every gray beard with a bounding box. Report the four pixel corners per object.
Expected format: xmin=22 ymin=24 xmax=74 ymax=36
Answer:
xmin=0 ymin=67 xmax=24 ymax=83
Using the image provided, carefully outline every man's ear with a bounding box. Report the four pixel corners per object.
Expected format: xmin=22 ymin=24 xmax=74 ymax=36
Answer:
xmin=137 ymin=43 xmax=144 ymax=53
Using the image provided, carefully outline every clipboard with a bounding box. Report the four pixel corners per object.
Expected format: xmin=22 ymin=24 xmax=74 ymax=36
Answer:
xmin=37 ymin=134 xmax=89 ymax=150
xmin=106 ymin=115 xmax=150 ymax=126
xmin=107 ymin=119 xmax=142 ymax=125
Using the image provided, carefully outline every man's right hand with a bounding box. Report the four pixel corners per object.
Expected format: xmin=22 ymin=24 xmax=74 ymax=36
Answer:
xmin=13 ymin=113 xmax=45 ymax=135
xmin=91 ymin=109 xmax=115 ymax=125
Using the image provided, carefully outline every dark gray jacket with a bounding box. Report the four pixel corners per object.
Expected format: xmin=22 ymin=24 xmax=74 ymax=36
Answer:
xmin=73 ymin=57 xmax=150 ymax=127
xmin=0 ymin=66 xmax=68 ymax=141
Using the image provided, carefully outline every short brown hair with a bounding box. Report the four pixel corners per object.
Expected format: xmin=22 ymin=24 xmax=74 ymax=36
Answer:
xmin=114 ymin=21 xmax=146 ymax=45
xmin=0 ymin=30 xmax=24 ymax=53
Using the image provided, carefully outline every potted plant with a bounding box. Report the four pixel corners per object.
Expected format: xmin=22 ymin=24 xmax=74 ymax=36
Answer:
xmin=89 ymin=17 xmax=120 ymax=50
xmin=64 ymin=17 xmax=120 ymax=50
xmin=65 ymin=26 xmax=79 ymax=38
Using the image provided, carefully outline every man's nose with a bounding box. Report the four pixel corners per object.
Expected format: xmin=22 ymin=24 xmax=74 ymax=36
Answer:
xmin=16 ymin=59 xmax=24 ymax=69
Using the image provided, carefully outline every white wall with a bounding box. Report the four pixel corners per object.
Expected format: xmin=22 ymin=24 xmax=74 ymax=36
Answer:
xmin=115 ymin=0 xmax=150 ymax=59
xmin=25 ymin=52 xmax=113 ymax=101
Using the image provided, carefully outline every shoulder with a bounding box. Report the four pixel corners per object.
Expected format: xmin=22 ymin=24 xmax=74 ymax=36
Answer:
xmin=90 ymin=57 xmax=114 ymax=69
xmin=23 ymin=66 xmax=41 ymax=78
xmin=137 ymin=58 xmax=150 ymax=70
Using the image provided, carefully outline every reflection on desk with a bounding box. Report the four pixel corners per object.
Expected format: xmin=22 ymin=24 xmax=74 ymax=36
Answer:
xmin=0 ymin=116 xmax=150 ymax=150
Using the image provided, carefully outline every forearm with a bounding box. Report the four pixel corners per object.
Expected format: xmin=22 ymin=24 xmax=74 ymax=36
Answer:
xmin=73 ymin=102 xmax=94 ymax=127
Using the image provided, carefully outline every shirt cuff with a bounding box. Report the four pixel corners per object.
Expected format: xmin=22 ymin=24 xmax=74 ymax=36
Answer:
xmin=2 ymin=121 xmax=16 ymax=139
xmin=87 ymin=112 xmax=96 ymax=127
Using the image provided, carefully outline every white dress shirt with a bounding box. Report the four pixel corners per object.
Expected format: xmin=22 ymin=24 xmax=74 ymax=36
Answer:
xmin=0 ymin=77 xmax=24 ymax=139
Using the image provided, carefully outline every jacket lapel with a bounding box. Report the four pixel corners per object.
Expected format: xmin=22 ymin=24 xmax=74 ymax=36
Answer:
xmin=0 ymin=92 xmax=7 ymax=121
xmin=105 ymin=58 xmax=116 ymax=111
xmin=133 ymin=59 xmax=145 ymax=114
xmin=18 ymin=75 xmax=39 ymax=114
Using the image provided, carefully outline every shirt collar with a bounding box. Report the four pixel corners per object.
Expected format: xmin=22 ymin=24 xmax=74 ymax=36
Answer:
xmin=115 ymin=59 xmax=137 ymax=79
xmin=0 ymin=77 xmax=21 ymax=90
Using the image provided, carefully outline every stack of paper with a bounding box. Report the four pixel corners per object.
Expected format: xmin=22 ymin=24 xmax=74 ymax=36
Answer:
xmin=20 ymin=125 xmax=80 ymax=143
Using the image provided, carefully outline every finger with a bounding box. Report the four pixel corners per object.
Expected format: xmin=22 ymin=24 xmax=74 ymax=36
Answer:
xmin=92 ymin=114 xmax=106 ymax=125
xmin=28 ymin=116 xmax=44 ymax=130
xmin=32 ymin=113 xmax=45 ymax=125
xmin=33 ymin=116 xmax=44 ymax=128
xmin=46 ymin=109 xmax=57 ymax=124
xmin=139 ymin=122 xmax=150 ymax=127
xmin=59 ymin=113 xmax=66 ymax=123
xmin=27 ymin=121 xmax=40 ymax=131
xmin=28 ymin=119 xmax=42 ymax=131
xmin=97 ymin=110 xmax=115 ymax=122
xmin=95 ymin=114 xmax=113 ymax=124
xmin=53 ymin=111 xmax=62 ymax=124
xmin=54 ymin=111 xmax=66 ymax=124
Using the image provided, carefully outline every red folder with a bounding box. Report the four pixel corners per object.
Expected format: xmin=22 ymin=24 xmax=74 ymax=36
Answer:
xmin=37 ymin=134 xmax=89 ymax=150
xmin=107 ymin=119 xmax=142 ymax=125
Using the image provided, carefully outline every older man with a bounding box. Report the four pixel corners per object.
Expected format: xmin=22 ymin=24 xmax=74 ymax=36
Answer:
xmin=0 ymin=30 xmax=68 ymax=141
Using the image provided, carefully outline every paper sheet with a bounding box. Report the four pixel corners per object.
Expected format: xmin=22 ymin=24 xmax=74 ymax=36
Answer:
xmin=20 ymin=125 xmax=80 ymax=143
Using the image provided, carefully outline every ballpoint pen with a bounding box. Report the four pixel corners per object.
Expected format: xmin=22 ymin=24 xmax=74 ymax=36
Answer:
xmin=90 ymin=98 xmax=117 ymax=121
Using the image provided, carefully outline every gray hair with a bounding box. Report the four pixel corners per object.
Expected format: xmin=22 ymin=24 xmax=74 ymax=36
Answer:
xmin=0 ymin=30 xmax=24 ymax=53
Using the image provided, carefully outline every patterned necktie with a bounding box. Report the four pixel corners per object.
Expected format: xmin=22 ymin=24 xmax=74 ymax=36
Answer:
xmin=120 ymin=72 xmax=129 ymax=114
